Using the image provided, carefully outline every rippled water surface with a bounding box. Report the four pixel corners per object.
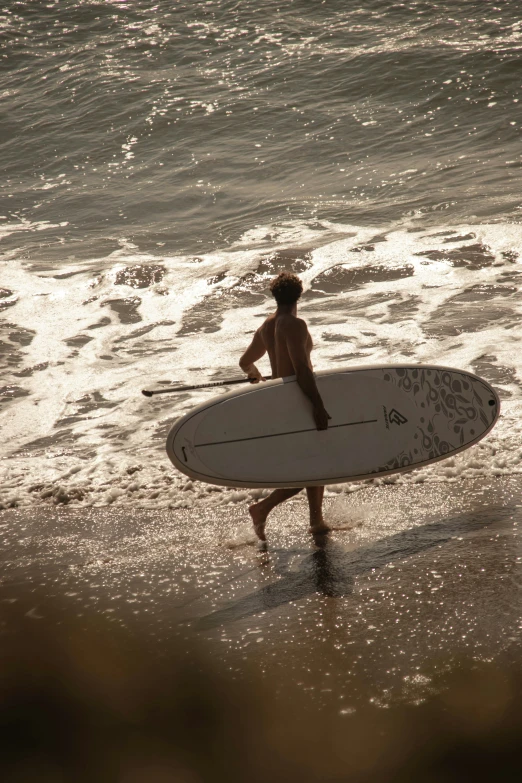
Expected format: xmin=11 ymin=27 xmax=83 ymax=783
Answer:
xmin=2 ymin=0 xmax=522 ymax=253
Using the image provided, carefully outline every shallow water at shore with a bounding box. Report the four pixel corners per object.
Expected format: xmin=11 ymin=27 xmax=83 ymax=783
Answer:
xmin=2 ymin=476 xmax=520 ymax=714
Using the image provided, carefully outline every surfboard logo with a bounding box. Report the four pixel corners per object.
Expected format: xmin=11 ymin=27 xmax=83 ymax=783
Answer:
xmin=389 ymin=408 xmax=408 ymax=426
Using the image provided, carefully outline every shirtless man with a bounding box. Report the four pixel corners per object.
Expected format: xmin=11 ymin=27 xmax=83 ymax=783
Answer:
xmin=239 ymin=271 xmax=331 ymax=542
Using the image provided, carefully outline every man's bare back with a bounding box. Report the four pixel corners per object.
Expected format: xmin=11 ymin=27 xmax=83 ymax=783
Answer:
xmin=239 ymin=272 xmax=330 ymax=541
xmin=258 ymin=311 xmax=313 ymax=379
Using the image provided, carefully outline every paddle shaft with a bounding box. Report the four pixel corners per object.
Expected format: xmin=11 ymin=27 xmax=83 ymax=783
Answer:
xmin=142 ymin=376 xmax=272 ymax=397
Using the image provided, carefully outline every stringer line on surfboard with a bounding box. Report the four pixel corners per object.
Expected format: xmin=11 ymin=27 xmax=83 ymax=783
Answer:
xmin=195 ymin=418 xmax=379 ymax=448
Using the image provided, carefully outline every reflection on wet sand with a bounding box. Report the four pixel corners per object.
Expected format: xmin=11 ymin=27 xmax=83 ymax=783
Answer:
xmin=195 ymin=505 xmax=505 ymax=630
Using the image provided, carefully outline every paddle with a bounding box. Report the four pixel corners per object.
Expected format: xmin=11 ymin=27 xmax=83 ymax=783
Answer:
xmin=142 ymin=376 xmax=272 ymax=397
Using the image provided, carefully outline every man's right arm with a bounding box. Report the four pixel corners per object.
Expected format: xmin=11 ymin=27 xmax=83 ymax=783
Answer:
xmin=239 ymin=328 xmax=266 ymax=382
xmin=286 ymin=319 xmax=330 ymax=430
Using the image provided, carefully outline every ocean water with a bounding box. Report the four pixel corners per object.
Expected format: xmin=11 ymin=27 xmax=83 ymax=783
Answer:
xmin=2 ymin=0 xmax=522 ymax=510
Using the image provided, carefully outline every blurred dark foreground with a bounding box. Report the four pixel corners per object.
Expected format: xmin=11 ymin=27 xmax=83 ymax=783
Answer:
xmin=0 ymin=596 xmax=520 ymax=783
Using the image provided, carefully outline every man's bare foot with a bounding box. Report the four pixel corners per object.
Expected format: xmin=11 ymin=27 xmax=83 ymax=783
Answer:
xmin=249 ymin=502 xmax=268 ymax=542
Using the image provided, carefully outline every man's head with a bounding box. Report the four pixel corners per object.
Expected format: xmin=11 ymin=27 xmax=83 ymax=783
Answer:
xmin=269 ymin=271 xmax=303 ymax=306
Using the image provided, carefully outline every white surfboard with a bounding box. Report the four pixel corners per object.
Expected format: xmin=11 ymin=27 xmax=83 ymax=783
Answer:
xmin=166 ymin=365 xmax=500 ymax=488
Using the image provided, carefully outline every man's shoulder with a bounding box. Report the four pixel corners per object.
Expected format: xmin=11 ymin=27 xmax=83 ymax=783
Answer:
xmin=258 ymin=314 xmax=276 ymax=332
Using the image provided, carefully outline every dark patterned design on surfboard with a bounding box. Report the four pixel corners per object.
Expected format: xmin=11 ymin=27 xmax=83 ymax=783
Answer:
xmin=377 ymin=367 xmax=497 ymax=474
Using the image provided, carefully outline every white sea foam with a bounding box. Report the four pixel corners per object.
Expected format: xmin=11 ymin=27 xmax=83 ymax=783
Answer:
xmin=1 ymin=217 xmax=522 ymax=511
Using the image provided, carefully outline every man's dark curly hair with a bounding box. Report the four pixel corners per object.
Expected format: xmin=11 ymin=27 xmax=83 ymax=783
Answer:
xmin=269 ymin=271 xmax=303 ymax=305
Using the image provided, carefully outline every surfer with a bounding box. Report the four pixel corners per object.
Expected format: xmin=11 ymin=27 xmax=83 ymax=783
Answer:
xmin=239 ymin=271 xmax=331 ymax=542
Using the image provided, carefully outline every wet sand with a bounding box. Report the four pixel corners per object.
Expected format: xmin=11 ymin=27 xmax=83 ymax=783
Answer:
xmin=1 ymin=476 xmax=520 ymax=716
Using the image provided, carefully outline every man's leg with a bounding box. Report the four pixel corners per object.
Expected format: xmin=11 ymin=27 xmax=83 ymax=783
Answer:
xmin=306 ymin=486 xmax=329 ymax=536
xmin=249 ymin=488 xmax=302 ymax=541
